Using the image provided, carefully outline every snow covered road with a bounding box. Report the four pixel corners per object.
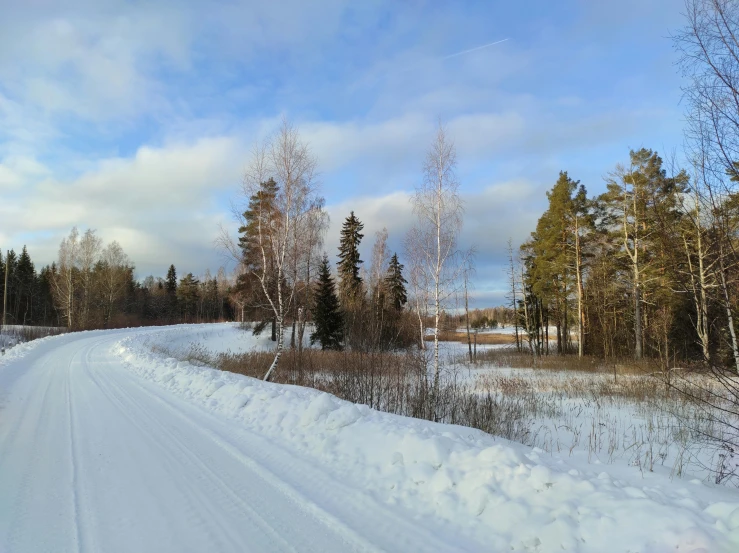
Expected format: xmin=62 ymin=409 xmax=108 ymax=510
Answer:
xmin=2 ymin=326 xmax=739 ymax=553
xmin=0 ymin=331 xmax=469 ymax=553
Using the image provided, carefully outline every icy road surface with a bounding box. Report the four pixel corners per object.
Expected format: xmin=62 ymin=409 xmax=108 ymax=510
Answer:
xmin=0 ymin=330 xmax=469 ymax=553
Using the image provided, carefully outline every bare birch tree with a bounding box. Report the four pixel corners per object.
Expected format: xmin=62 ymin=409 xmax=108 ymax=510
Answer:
xmin=406 ymin=248 xmax=429 ymax=350
xmin=405 ymin=123 xmax=464 ymax=413
xmin=52 ymin=227 xmax=80 ymax=329
xmin=676 ymin=0 xmax=739 ymax=372
xmin=99 ymin=241 xmax=132 ymax=327
xmin=506 ymin=239 xmax=521 ymax=352
xmin=237 ymin=118 xmax=323 ymax=381
xmin=78 ymin=229 xmax=102 ymax=329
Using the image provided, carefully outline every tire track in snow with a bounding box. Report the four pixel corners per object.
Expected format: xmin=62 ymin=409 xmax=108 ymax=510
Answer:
xmin=86 ymin=341 xmax=361 ymax=552
xmin=2 ymin=353 xmax=69 ymax=551
xmin=108 ymin=345 xmax=474 ymax=553
xmin=79 ymin=341 xmax=239 ymax=553
xmin=67 ymin=346 xmax=86 ymax=553
xmin=94 ymin=371 xmax=302 ymax=553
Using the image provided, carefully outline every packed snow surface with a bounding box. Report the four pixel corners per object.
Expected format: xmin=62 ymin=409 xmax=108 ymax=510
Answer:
xmin=1 ymin=324 xmax=738 ymax=552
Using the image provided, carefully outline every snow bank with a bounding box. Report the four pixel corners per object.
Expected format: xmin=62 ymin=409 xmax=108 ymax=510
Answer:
xmin=0 ymin=333 xmax=62 ymax=367
xmin=147 ymin=322 xmax=276 ymax=354
xmin=115 ymin=328 xmax=739 ymax=553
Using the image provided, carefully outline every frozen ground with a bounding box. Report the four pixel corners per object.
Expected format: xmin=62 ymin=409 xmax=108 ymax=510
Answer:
xmin=1 ymin=324 xmax=738 ymax=552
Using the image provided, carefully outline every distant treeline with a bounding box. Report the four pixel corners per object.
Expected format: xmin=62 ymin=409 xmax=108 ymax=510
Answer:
xmin=1 ymin=228 xmax=236 ymax=330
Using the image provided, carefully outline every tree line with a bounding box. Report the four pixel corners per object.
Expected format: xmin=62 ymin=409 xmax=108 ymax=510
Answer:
xmin=506 ymin=1 xmax=739 ymax=378
xmin=1 ymin=230 xmax=238 ymax=330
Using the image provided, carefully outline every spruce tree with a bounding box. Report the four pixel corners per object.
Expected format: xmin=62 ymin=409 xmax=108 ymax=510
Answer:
xmin=165 ymin=265 xmax=178 ymax=294
xmin=15 ymin=246 xmax=37 ymax=325
xmin=337 ymin=211 xmax=364 ymax=302
xmin=311 ymin=255 xmax=343 ymax=350
xmin=385 ymin=253 xmax=408 ymax=310
xmin=3 ymin=250 xmax=16 ymax=325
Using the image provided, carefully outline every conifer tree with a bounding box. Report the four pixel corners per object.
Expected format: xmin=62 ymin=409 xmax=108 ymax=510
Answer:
xmin=311 ymin=255 xmax=343 ymax=350
xmin=385 ymin=253 xmax=408 ymax=311
xmin=524 ymin=171 xmax=582 ymax=354
xmin=165 ymin=265 xmax=178 ymax=294
xmin=3 ymin=250 xmax=17 ymax=325
xmin=15 ymin=246 xmax=36 ymax=325
xmin=237 ymin=177 xmax=280 ymax=338
xmin=337 ymin=211 xmax=364 ymax=303
xmin=177 ymin=273 xmax=200 ymax=321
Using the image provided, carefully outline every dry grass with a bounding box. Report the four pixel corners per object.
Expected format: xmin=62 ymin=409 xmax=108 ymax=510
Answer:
xmin=150 ymin=341 xmax=535 ymax=442
xmin=426 ymin=331 xmax=517 ymax=345
xmin=471 ymin=348 xmax=657 ymax=374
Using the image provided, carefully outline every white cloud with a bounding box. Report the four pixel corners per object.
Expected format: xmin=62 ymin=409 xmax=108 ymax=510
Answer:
xmin=0 ymin=0 xmax=688 ymax=307
xmin=0 ymin=155 xmax=49 ymax=190
xmin=321 ymin=179 xmax=542 ymax=307
xmin=1 ymin=136 xmax=244 ymax=276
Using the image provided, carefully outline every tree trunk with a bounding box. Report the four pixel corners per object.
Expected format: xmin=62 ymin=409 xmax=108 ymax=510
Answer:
xmin=2 ymin=252 xmax=8 ymax=330
xmin=634 ymin=267 xmax=642 ymax=360
xmin=264 ymin=315 xmax=283 ymax=382
xmin=718 ymin=249 xmax=739 ymax=373
xmin=297 ymin=306 xmax=305 ymax=354
xmin=575 ymin=217 xmax=584 ymax=357
xmin=465 ymin=277 xmax=472 ymax=363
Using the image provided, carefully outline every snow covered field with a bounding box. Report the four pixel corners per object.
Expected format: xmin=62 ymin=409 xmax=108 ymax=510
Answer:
xmin=150 ymin=324 xmax=739 ymax=487
xmin=1 ymin=324 xmax=738 ymax=552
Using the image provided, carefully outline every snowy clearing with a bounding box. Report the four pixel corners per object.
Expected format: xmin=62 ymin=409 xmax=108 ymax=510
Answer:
xmin=153 ymin=324 xmax=739 ymax=487
xmin=1 ymin=324 xmax=738 ymax=552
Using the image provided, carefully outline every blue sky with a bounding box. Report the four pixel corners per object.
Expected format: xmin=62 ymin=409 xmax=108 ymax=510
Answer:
xmin=0 ymin=0 xmax=686 ymax=305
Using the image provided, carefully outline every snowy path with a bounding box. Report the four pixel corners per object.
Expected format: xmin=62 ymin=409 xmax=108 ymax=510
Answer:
xmin=0 ymin=331 xmax=469 ymax=553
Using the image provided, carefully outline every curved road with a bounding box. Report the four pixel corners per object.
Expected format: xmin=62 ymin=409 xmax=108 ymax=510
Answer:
xmin=0 ymin=331 xmax=471 ymax=553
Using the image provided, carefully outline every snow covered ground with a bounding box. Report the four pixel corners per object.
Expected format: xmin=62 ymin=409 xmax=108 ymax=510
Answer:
xmin=1 ymin=324 xmax=739 ymax=552
xmin=0 ymin=325 xmax=66 ymax=350
xmin=120 ymin=323 xmax=739 ymax=485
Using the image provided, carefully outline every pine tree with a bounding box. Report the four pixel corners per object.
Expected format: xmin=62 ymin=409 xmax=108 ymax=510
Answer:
xmin=237 ymin=178 xmax=280 ymax=338
xmin=525 ymin=171 xmax=581 ymax=354
xmin=239 ymin=178 xmax=279 ymax=272
xmin=599 ymin=149 xmax=688 ymax=360
xmin=311 ymin=255 xmax=343 ymax=350
xmin=385 ymin=253 xmax=408 ymax=310
xmin=337 ymin=211 xmax=364 ymax=303
xmin=177 ymin=273 xmax=200 ymax=321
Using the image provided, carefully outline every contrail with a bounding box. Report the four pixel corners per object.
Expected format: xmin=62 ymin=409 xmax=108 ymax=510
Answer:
xmin=378 ymin=38 xmax=510 ymax=81
xmin=441 ymin=38 xmax=509 ymax=61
